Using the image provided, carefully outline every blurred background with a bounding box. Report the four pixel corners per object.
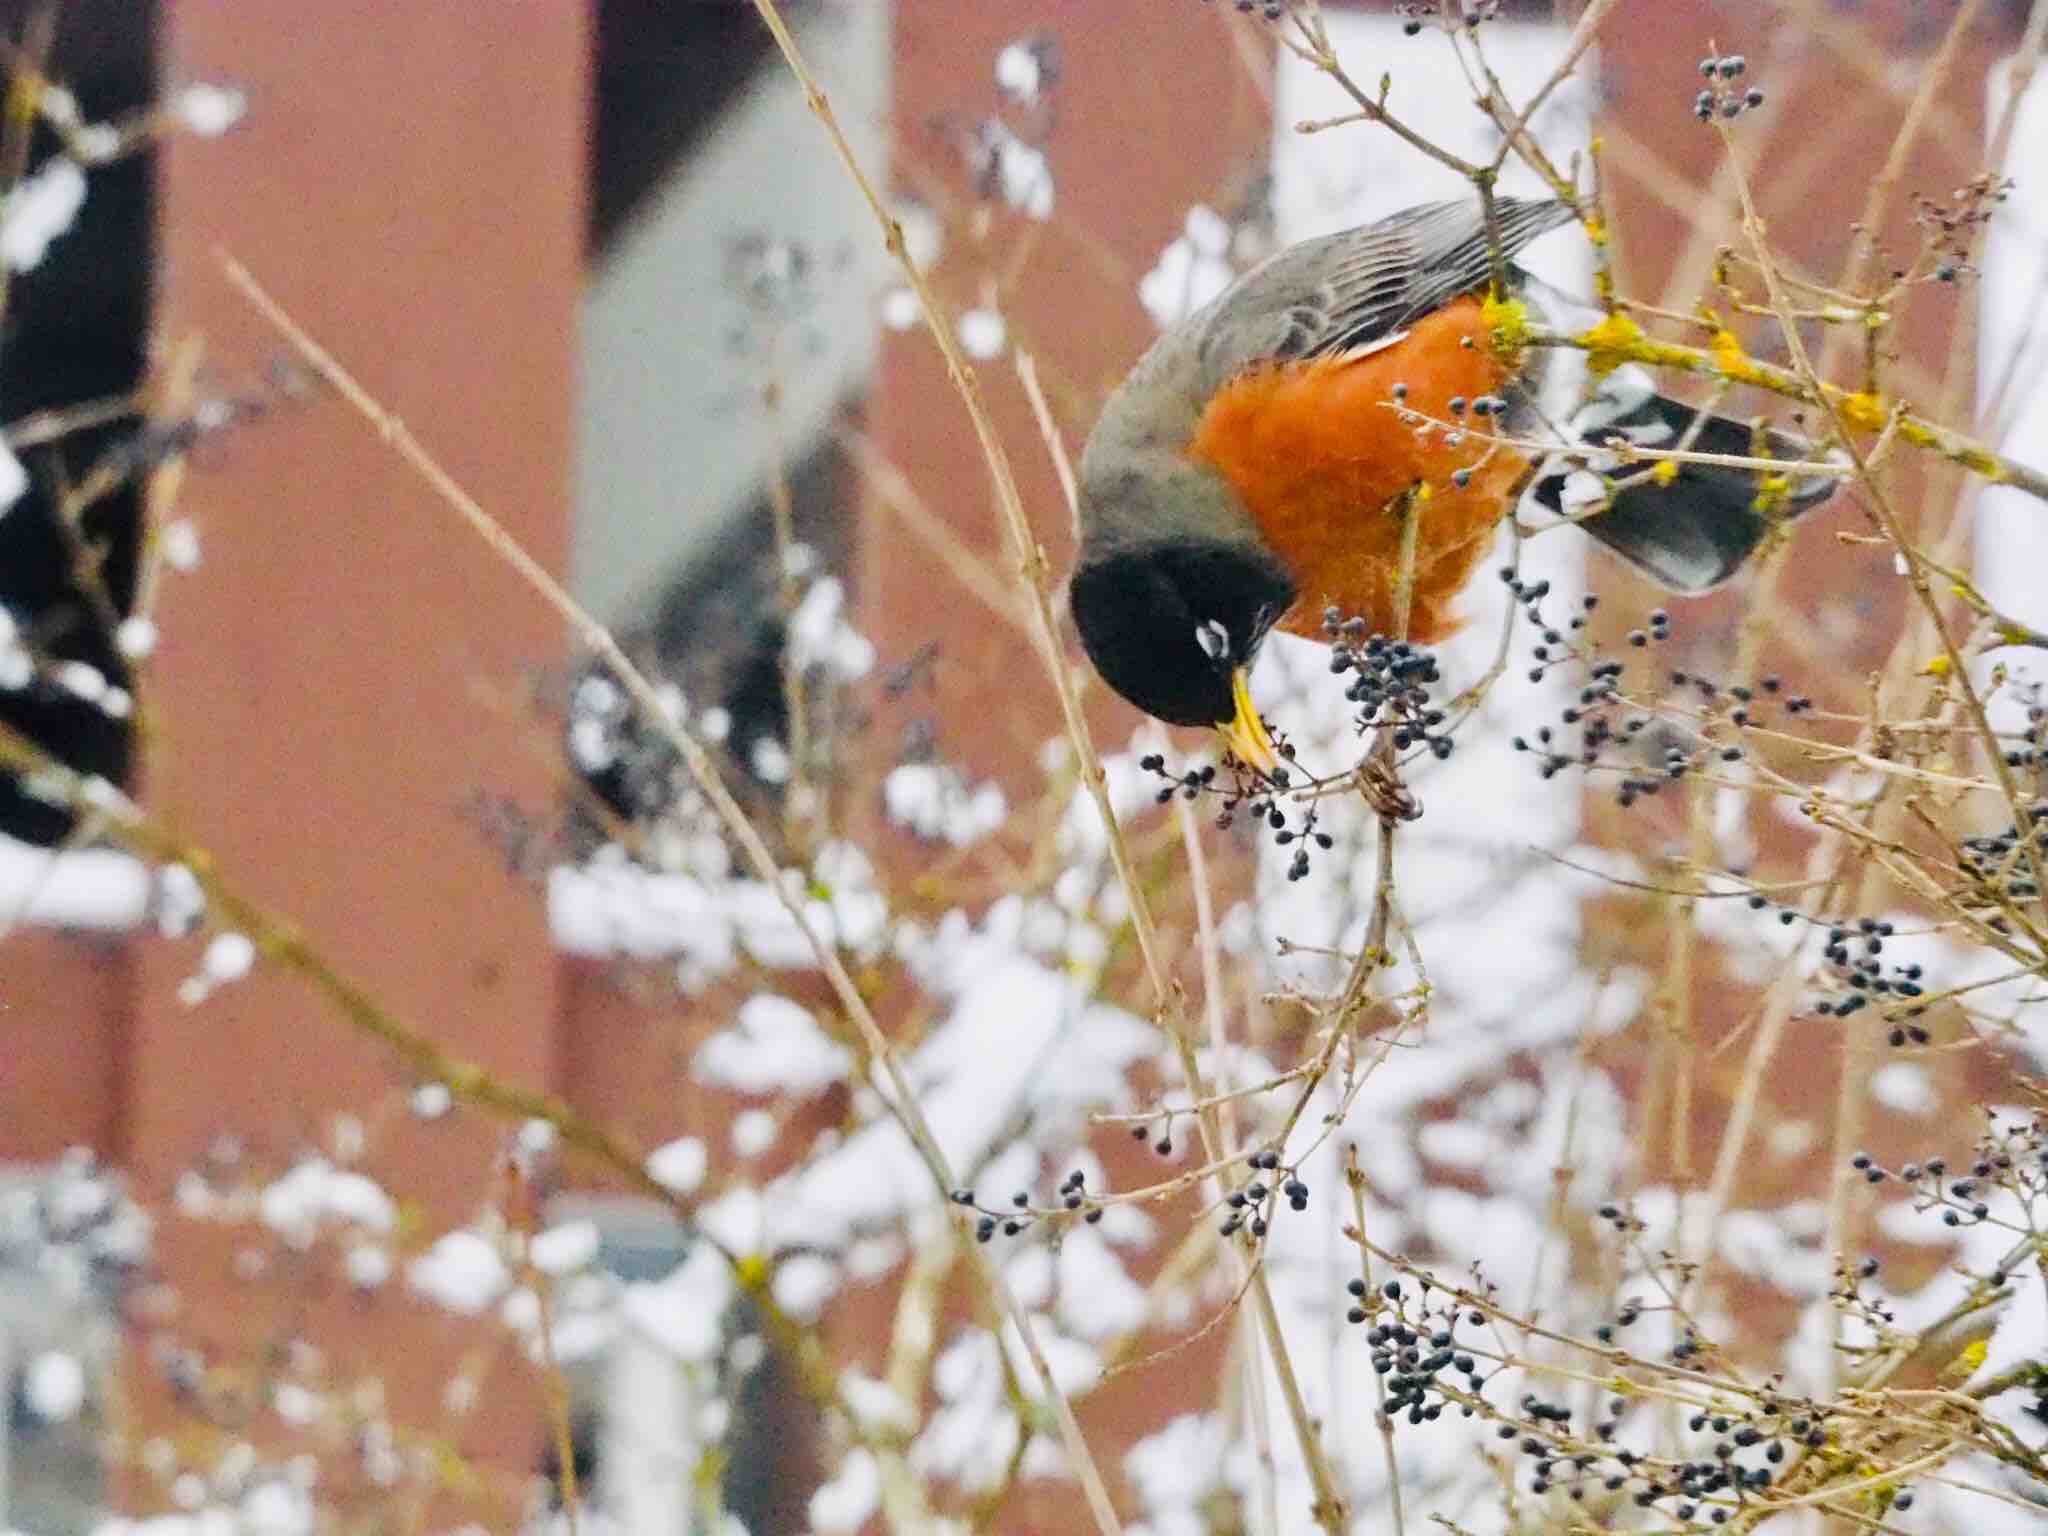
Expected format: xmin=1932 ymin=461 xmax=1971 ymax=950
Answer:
xmin=1 ymin=2 xmax=2045 ymax=1533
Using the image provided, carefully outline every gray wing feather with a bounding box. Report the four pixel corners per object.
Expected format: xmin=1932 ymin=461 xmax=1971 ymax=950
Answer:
xmin=1195 ymin=196 xmax=1574 ymax=389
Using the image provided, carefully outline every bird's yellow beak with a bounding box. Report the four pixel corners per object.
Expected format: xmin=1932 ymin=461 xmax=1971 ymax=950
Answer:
xmin=1215 ymin=667 xmax=1280 ymax=776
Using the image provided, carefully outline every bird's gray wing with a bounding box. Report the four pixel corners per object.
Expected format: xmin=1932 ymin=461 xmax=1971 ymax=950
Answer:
xmin=1194 ymin=196 xmax=1575 ymax=389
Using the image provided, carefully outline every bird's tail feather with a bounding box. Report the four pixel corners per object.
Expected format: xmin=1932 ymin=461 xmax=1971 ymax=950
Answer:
xmin=1527 ymin=364 xmax=1842 ymax=593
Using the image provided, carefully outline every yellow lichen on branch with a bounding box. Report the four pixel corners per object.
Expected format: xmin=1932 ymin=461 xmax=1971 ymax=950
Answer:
xmin=1839 ymin=392 xmax=1890 ymax=433
xmin=1548 ymin=319 xmax=2043 ymax=500
xmin=1480 ymin=291 xmax=1533 ymax=366
xmin=1577 ymin=308 xmax=1643 ymax=375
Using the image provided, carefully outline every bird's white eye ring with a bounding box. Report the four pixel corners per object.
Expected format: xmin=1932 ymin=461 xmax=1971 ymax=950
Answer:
xmin=1195 ymin=619 xmax=1230 ymax=662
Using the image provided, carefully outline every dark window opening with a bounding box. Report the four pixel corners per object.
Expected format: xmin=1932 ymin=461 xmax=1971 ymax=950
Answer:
xmin=0 ymin=0 xmax=156 ymax=847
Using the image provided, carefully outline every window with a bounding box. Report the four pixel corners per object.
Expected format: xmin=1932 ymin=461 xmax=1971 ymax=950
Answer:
xmin=1978 ymin=55 xmax=2048 ymax=634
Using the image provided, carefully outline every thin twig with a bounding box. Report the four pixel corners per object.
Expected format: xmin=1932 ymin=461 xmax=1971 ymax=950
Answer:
xmin=757 ymin=354 xmax=819 ymax=852
xmin=1015 ymin=349 xmax=1081 ymax=549
xmin=838 ymin=427 xmax=1035 ymax=636
xmin=1180 ymin=800 xmax=1280 ymax=1536
xmin=1486 ymin=0 xmax=1618 ymax=181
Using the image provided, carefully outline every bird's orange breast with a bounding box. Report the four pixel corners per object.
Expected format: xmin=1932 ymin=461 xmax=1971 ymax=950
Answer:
xmin=1185 ymin=295 xmax=1528 ymax=643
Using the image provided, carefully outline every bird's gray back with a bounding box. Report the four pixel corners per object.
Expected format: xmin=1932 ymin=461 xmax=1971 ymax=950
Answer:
xmin=1078 ymin=195 xmax=1574 ymax=557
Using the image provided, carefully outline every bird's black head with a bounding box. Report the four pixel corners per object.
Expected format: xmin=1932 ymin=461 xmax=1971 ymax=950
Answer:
xmin=1069 ymin=540 xmax=1295 ymax=727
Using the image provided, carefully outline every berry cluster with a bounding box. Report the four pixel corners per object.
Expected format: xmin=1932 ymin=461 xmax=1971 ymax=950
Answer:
xmin=1368 ymin=1294 xmax=1482 ymax=1425
xmin=1503 ymin=581 xmax=1819 ymax=809
xmin=953 ymin=1167 xmax=1109 ymax=1243
xmin=1844 ymin=1116 xmax=2048 ymax=1437
xmin=1999 ymin=700 xmax=2046 ymax=770
xmin=1852 ymin=1115 xmax=2048 ymax=1236
xmin=1483 ymin=581 xmax=2038 ymax=1055
xmin=1345 ymin=1262 xmax=1847 ymax=1520
xmin=1509 ymin=581 xmax=1679 ymax=789
xmin=1396 ymin=0 xmax=1505 ymax=36
xmin=1807 ymin=917 xmax=1934 ymax=1042
xmin=1959 ymin=798 xmax=2047 ymax=909
xmin=1913 ymin=173 xmax=2012 ymax=285
xmin=1138 ymin=750 xmax=1337 ymax=883
xmin=1319 ymin=606 xmax=1453 ymax=765
xmin=1384 ymin=384 xmax=1510 ymax=485
xmin=1513 ymin=1376 xmax=1826 ymax=1516
xmin=1135 ymin=606 xmax=1455 ymax=883
xmin=1219 ymin=1149 xmax=1308 ymax=1240
xmin=1348 ymin=1278 xmax=1488 ymax=1427
xmin=1694 ymin=53 xmax=1764 ymax=122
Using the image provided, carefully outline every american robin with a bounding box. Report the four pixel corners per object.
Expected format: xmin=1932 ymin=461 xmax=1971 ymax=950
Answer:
xmin=1071 ymin=195 xmax=1839 ymax=772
